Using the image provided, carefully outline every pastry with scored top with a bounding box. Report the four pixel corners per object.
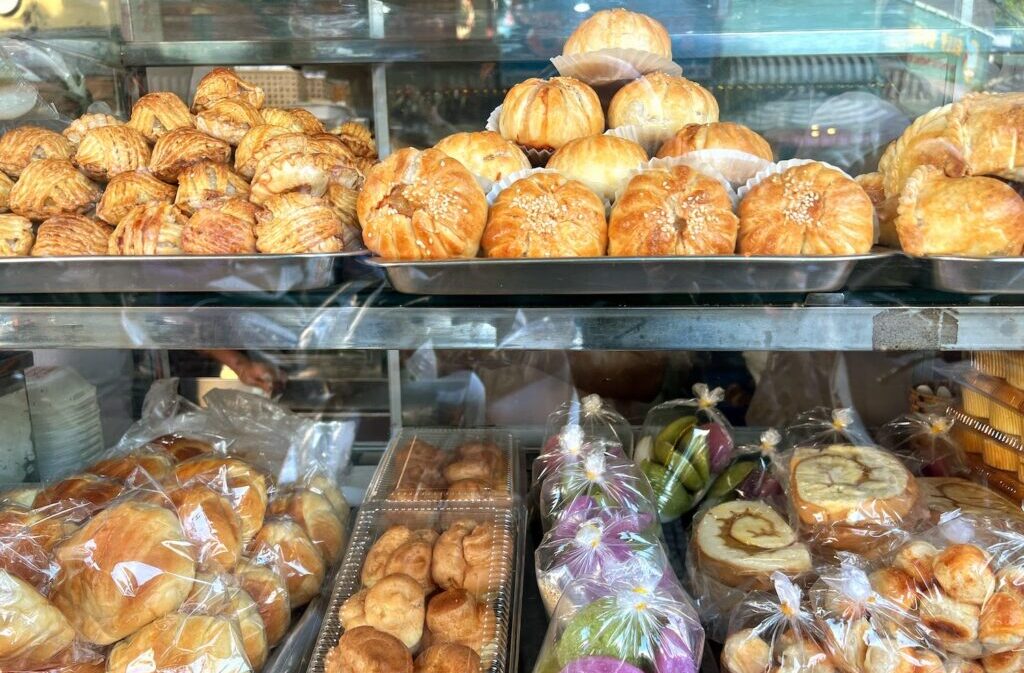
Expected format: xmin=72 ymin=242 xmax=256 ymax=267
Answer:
xmin=0 ymin=569 xmax=75 ymax=670
xmin=196 ymin=98 xmax=266 ymax=146
xmin=183 ymin=572 xmax=267 ymax=671
xmin=256 ymin=192 xmax=353 ymax=253
xmin=608 ymin=73 xmax=719 ymax=130
xmin=191 ymin=67 xmax=265 ymax=113
xmin=434 ymin=130 xmax=530 ymax=183
xmin=108 ymin=202 xmax=187 ymax=255
xmin=96 ymin=170 xmax=176 ymax=225
xmin=0 ymin=172 xmax=12 ymax=212
xmin=181 ymin=198 xmax=258 ymax=254
xmin=148 ymin=127 xmax=232 ymax=183
xmin=609 ymin=163 xmax=738 ymax=255
xmin=0 ymin=127 xmax=72 ymax=178
xmin=249 ymin=150 xmax=359 ymax=206
xmin=563 ymin=8 xmax=671 ymax=57
xmin=72 ymin=125 xmax=151 ymax=181
xmin=878 ymin=103 xmax=965 ymax=199
xmin=332 ymin=121 xmax=377 ymax=162
xmin=546 ymin=134 xmax=648 ymax=202
xmin=949 ymin=92 xmax=1024 ymax=181
xmin=262 ymin=107 xmax=325 ymax=135
xmin=657 ymin=121 xmax=773 ymax=161
xmin=62 ymin=113 xmax=122 ymax=148
xmin=175 ymin=160 xmax=250 ymax=214
xmin=31 ymin=215 xmax=111 ymax=256
xmin=9 ymin=159 xmax=100 ymax=221
xmin=249 ymin=132 xmax=355 ymax=181
xmin=499 ymin=77 xmax=604 ymax=152
xmin=482 ymin=172 xmax=606 ymax=258
xmin=0 ymin=214 xmax=33 ymax=256
xmin=128 ymin=91 xmax=194 ymax=142
xmin=234 ymin=124 xmax=292 ymax=179
xmin=358 ymin=147 xmax=488 ymax=259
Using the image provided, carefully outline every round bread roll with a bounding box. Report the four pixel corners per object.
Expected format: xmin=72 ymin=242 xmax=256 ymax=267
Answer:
xmin=174 ymin=160 xmax=250 ymax=215
xmin=9 ymin=159 xmax=99 ymax=221
xmin=0 ymin=506 xmax=63 ymax=587
xmin=174 ymin=456 xmax=269 ymax=546
xmin=869 ymin=567 xmax=918 ymax=611
xmin=86 ymin=449 xmax=174 ymax=483
xmin=235 ymin=124 xmax=292 ymax=179
xmin=256 ymin=192 xmax=353 ymax=253
xmin=339 ymin=588 xmax=369 ymax=630
xmin=63 ymin=113 xmax=123 ymax=149
xmin=433 ymin=131 xmax=530 ymax=184
xmin=934 ymin=544 xmax=995 ymax=606
xmin=357 ymin=147 xmax=488 ymax=259
xmin=896 ymin=167 xmax=1024 ymax=257
xmin=170 ymin=483 xmax=243 ymax=573
xmin=109 ymin=202 xmax=188 ymax=255
xmin=234 ymin=559 xmax=291 ymax=646
xmin=980 ymin=589 xmax=1024 ymax=652
xmin=148 ymin=128 xmax=232 ymax=183
xmin=249 ymin=518 xmax=325 ymax=607
xmin=499 ymin=77 xmax=604 ymax=152
xmin=414 ymin=643 xmax=480 ymax=673
xmin=182 ymin=198 xmax=259 ymax=255
xmin=738 ymin=162 xmax=874 ymax=255
xmin=184 ymin=573 xmax=268 ymax=670
xmin=262 ymin=107 xmax=325 ymax=135
xmin=325 ymin=626 xmax=412 ymax=673
xmin=563 ymin=8 xmax=671 ymax=57
xmin=0 ymin=570 xmax=75 ymax=670
xmin=192 ymin=67 xmax=265 ymax=113
xmin=0 ymin=172 xmax=13 ymax=212
xmin=0 ymin=214 xmax=33 ymax=256
xmin=894 ymin=541 xmax=938 ymax=586
xmin=196 ymin=98 xmax=265 ymax=146
xmin=128 ymin=91 xmax=194 ymax=143
xmin=153 ymin=434 xmax=215 ymax=463
xmin=425 ymin=588 xmax=492 ymax=654
xmin=72 ymin=126 xmax=151 ymax=182
xmin=303 ymin=474 xmax=350 ymax=524
xmin=267 ymin=488 xmax=345 ymax=565
xmin=0 ymin=127 xmax=72 ymax=179
xmin=608 ymin=164 xmax=738 ymax=255
xmin=657 ymin=121 xmax=773 ymax=161
xmin=32 ymin=473 xmax=123 ymax=514
xmin=482 ymin=172 xmax=607 ymax=258
xmin=721 ymin=628 xmax=771 ymax=673
xmin=107 ymin=612 xmax=251 ymax=673
xmin=31 ymin=215 xmax=113 ymax=257
xmin=364 ymin=573 xmax=425 ymax=649
xmin=608 ymin=73 xmax=718 ymax=131
xmin=546 ymin=135 xmax=648 ymax=202
xmin=96 ymin=170 xmax=177 ymax=226
xmin=50 ymin=500 xmax=196 ymax=645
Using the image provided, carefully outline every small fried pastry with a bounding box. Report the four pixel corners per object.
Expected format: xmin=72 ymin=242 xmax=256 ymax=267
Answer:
xmin=108 ymin=202 xmax=187 ymax=255
xmin=0 ymin=172 xmax=12 ymax=212
xmin=31 ymin=215 xmax=111 ymax=256
xmin=0 ymin=214 xmax=33 ymax=256
xmin=609 ymin=73 xmax=719 ymax=130
xmin=262 ymin=107 xmax=325 ymax=135
xmin=128 ymin=91 xmax=194 ymax=142
xmin=657 ymin=121 xmax=773 ymax=161
xmin=175 ymin=160 xmax=250 ymax=214
xmin=547 ymin=134 xmax=648 ymax=201
xmin=9 ymin=159 xmax=99 ymax=221
xmin=499 ymin=77 xmax=604 ymax=152
xmin=235 ymin=124 xmax=292 ymax=179
xmin=62 ymin=113 xmax=122 ymax=148
xmin=196 ymin=98 xmax=266 ymax=146
xmin=96 ymin=170 xmax=176 ymax=225
xmin=563 ymin=8 xmax=671 ymax=57
xmin=181 ymin=199 xmax=258 ymax=254
xmin=192 ymin=67 xmax=265 ymax=112
xmin=149 ymin=128 xmax=232 ymax=183
xmin=434 ymin=131 xmax=530 ymax=183
xmin=256 ymin=192 xmax=350 ymax=253
xmin=0 ymin=127 xmax=72 ymax=178
xmin=72 ymin=125 xmax=151 ymax=181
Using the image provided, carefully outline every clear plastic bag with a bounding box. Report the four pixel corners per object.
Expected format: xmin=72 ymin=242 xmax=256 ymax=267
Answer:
xmin=544 ymin=393 xmax=635 ymax=459
xmin=0 ymin=503 xmax=72 ymax=590
xmin=182 ymin=571 xmax=268 ymax=671
xmin=918 ymin=476 xmax=1023 ymax=525
xmin=247 ymin=516 xmax=326 ymax=608
xmin=784 ymin=407 xmax=874 ymax=448
xmin=267 ymin=486 xmax=347 ymax=566
xmin=877 ymin=412 xmax=967 ymax=478
xmin=702 ymin=428 xmax=784 ymax=509
xmin=533 ymin=425 xmax=626 ymax=491
xmin=635 ymin=384 xmax=736 ymax=522
xmin=0 ymin=568 xmax=76 ymax=671
xmin=105 ymin=611 xmax=252 ymax=673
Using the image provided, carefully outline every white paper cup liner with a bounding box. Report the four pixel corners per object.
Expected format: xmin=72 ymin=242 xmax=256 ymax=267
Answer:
xmin=485 ymin=167 xmax=562 ymax=206
xmin=677 ymin=149 xmax=773 ymax=190
xmin=614 ymin=155 xmax=739 ymax=208
xmin=486 ymin=105 xmax=553 ymax=167
xmin=551 ymin=49 xmax=682 ymax=87
xmin=473 ymin=174 xmax=495 ymax=194
xmin=604 ymin=123 xmax=678 ymax=157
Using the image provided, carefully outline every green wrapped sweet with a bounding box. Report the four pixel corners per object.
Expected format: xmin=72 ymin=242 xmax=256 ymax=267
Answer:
xmin=555 ymin=598 xmax=646 ymax=668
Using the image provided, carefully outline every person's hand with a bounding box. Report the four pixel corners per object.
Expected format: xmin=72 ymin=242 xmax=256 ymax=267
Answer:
xmin=234 ymin=359 xmax=282 ymax=395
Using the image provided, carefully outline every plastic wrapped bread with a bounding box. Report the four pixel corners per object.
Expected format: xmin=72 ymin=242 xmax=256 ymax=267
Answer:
xmin=532 ymin=426 xmax=625 ymax=493
xmin=877 ymin=412 xmax=968 ymax=479
xmin=544 ymin=394 xmax=635 ymax=459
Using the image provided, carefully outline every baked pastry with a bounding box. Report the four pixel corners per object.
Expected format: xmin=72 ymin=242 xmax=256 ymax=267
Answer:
xmin=249 ymin=150 xmax=352 ymax=205
xmin=108 ymin=202 xmax=188 ymax=255
xmin=0 ymin=214 xmax=33 ymax=256
xmin=72 ymin=125 xmax=151 ymax=181
xmin=332 ymin=121 xmax=377 ymax=166
xmin=181 ymin=198 xmax=259 ymax=254
xmin=357 ymin=147 xmax=488 ymax=259
xmin=0 ymin=506 xmax=63 ymax=587
xmin=0 ymin=569 xmax=75 ymax=670
xmin=149 ymin=128 xmax=232 ymax=183
xmin=432 ymin=520 xmax=504 ymax=598
xmin=196 ymin=98 xmax=266 ymax=146
xmin=174 ymin=160 xmax=250 ymax=215
xmin=106 ymin=612 xmax=250 ymax=673
xmin=152 ymin=434 xmax=215 ymax=463
xmin=895 ymin=166 xmax=1024 ymax=256
xmin=234 ymin=559 xmax=291 ymax=646
xmin=425 ymin=588 xmax=492 ymax=654
xmin=789 ymin=445 xmax=920 ymax=554
xmin=303 ymin=474 xmax=349 ymax=525
xmin=693 ymin=500 xmax=811 ymax=589
xmin=262 ymin=107 xmax=325 ymax=135
xmin=173 ymin=456 xmax=269 ymax=546
xmin=31 ymin=215 xmax=112 ymax=256
xmin=482 ymin=172 xmax=607 ymax=258
xmin=62 ymin=113 xmax=123 ymax=148
xmin=934 ymin=544 xmax=995 ymax=606
xmin=949 ymin=92 xmax=1024 ymax=181
xmin=129 ymin=91 xmax=194 ymax=142
xmin=9 ymin=159 xmax=99 ymax=220
xmin=878 ymin=104 xmax=965 ymax=199
xmin=984 ymin=650 xmax=1024 ymax=673
xmin=608 ymin=73 xmax=719 ymax=130
xmin=444 ymin=442 xmax=508 ymax=492
xmin=862 ymin=644 xmax=944 ymax=673
xmin=86 ymin=449 xmax=174 ymax=483
xmin=893 ymin=541 xmax=939 ymax=587
xmin=657 ymin=121 xmax=773 ymax=161
xmin=721 ymin=628 xmax=771 ymax=673
xmin=0 ymin=172 xmax=12 ymax=212
xmin=434 ymin=131 xmax=530 ymax=183
xmin=50 ymin=500 xmax=196 ymax=644
xmin=499 ymin=77 xmax=604 ymax=152
xmin=364 ymin=572 xmax=425 ymax=648
xmin=362 ymin=525 xmax=439 ymax=590
xmin=183 ymin=572 xmax=268 ymax=670
xmin=918 ymin=590 xmax=981 ymax=657
xmin=249 ymin=132 xmax=356 ymax=181
xmin=325 ymin=626 xmax=412 ymax=673
xmin=169 ymin=483 xmax=243 ymax=572
xmin=738 ymin=162 xmax=874 ymax=255
xmin=563 ymin=8 xmax=671 ymax=57
xmin=856 ymin=172 xmax=899 ymax=249
xmin=608 ymin=164 xmax=738 ymax=255
xmin=0 ymin=127 xmax=72 ymax=178
xmin=392 ymin=439 xmax=446 ymax=495
xmin=249 ymin=518 xmax=325 ymax=607
xmin=192 ymin=67 xmax=265 ymax=113
xmin=414 ymin=644 xmax=481 ymax=673
xmin=869 ymin=567 xmax=918 ymax=611
xmin=980 ymin=589 xmax=1024 ymax=651
xmin=445 ymin=479 xmax=492 ymax=501
xmin=96 ymin=170 xmax=176 ymax=225
xmin=547 ymin=135 xmax=649 ymax=201
xmin=267 ymin=488 xmax=345 ymax=565
xmin=32 ymin=473 xmax=123 ymax=513
xmin=340 ymin=588 xmax=369 ymax=629
xmin=255 ymin=192 xmax=352 ymax=253
xmin=325 ymin=179 xmax=362 ymax=236
xmin=919 ymin=477 xmax=1022 ymax=524
xmin=234 ymin=124 xmax=291 ymax=179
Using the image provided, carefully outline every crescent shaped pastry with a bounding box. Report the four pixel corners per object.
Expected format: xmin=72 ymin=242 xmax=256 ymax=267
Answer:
xmin=0 ymin=569 xmax=75 ymax=670
xmin=0 ymin=127 xmax=72 ymax=178
xmin=267 ymin=488 xmax=345 ymax=565
xmin=331 ymin=121 xmax=377 ymax=162
xmin=108 ymin=202 xmax=187 ymax=255
xmin=563 ymin=8 xmax=671 ymax=57
xmin=62 ymin=113 xmax=123 ymax=148
xmin=128 ymin=91 xmax=194 ymax=142
xmin=192 ymin=67 xmax=265 ymax=113
xmin=434 ymin=131 xmax=530 ymax=183
xmin=499 ymin=77 xmax=604 ymax=152
xmin=609 ymin=73 xmax=719 ymax=130
xmin=547 ymin=135 xmax=648 ymax=202
xmin=249 ymin=518 xmax=325 ymax=607
xmin=878 ymin=103 xmax=965 ymax=199
xmin=9 ymin=159 xmax=100 ymax=221
xmin=657 ymin=121 xmax=773 ymax=161
xmin=196 ymin=98 xmax=266 ymax=146
xmin=0 ymin=214 xmax=33 ymax=256
xmin=255 ymin=192 xmax=349 ymax=253
xmin=181 ymin=198 xmax=259 ymax=254
xmin=949 ymin=92 xmax=1024 ymax=181
xmin=183 ymin=573 xmax=267 ymax=670
xmin=249 ymin=151 xmax=345 ymax=205
xmin=173 ymin=456 xmax=269 ymax=546
xmin=234 ymin=560 xmax=291 ymax=646
xmin=72 ymin=125 xmax=151 ymax=181
xmin=482 ymin=172 xmax=607 ymax=258
xmin=106 ymin=613 xmax=250 ymax=673
xmin=261 ymin=107 xmax=325 ymax=135
xmin=149 ymin=128 xmax=232 ymax=183
xmin=96 ymin=170 xmax=176 ymax=225
xmin=169 ymin=484 xmax=243 ymax=573
xmin=234 ymin=124 xmax=292 ymax=179
xmin=249 ymin=132 xmax=356 ymax=183
xmin=175 ymin=160 xmax=250 ymax=214
xmin=31 ymin=215 xmax=112 ymax=256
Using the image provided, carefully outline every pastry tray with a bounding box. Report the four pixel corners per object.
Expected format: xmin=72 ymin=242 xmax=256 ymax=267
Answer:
xmin=363 ymin=427 xmax=520 ymax=504
xmin=921 ymin=255 xmax=1024 ymax=294
xmin=0 ymin=252 xmax=370 ymax=293
xmin=370 ymin=250 xmax=897 ymax=295
xmin=307 ymin=501 xmax=526 ymax=673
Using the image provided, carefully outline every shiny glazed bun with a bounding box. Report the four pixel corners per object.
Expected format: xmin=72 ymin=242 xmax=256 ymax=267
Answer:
xmin=499 ymin=77 xmax=604 ymax=152
xmin=249 ymin=518 xmax=325 ymax=607
xmin=433 ymin=131 xmax=531 ymax=183
xmin=267 ymin=488 xmax=345 ymax=565
xmin=657 ymin=121 xmax=773 ymax=161
xmin=608 ymin=73 xmax=719 ymax=130
xmin=563 ymin=8 xmax=672 ymax=57
xmin=547 ymin=134 xmax=648 ymax=201
xmin=32 ymin=473 xmax=123 ymax=513
xmin=128 ymin=91 xmax=194 ymax=142
xmin=106 ymin=612 xmax=251 ymax=673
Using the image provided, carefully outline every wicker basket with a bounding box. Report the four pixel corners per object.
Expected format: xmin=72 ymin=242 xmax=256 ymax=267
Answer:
xmin=236 ymin=67 xmax=307 ymax=106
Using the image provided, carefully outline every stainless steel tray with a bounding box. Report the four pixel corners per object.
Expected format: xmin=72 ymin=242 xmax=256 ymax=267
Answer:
xmin=0 ymin=252 xmax=370 ymax=293
xmin=925 ymin=255 xmax=1024 ymax=294
xmin=364 ymin=427 xmax=520 ymax=504
xmin=308 ymin=501 xmax=525 ymax=673
xmin=371 ymin=251 xmax=896 ymax=295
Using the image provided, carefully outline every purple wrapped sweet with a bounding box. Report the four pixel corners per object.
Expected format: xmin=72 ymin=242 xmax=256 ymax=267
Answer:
xmin=559 ymin=656 xmax=645 ymax=673
xmin=654 ymin=617 xmax=699 ymax=673
xmin=702 ymin=422 xmax=735 ymax=473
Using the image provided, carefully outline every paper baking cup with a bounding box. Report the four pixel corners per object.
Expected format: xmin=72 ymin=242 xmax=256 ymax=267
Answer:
xmin=551 ymin=49 xmax=682 ymax=87
xmin=984 ymin=437 xmax=1019 ymax=471
xmin=486 ymin=105 xmax=553 ymax=167
xmin=677 ymin=149 xmax=773 ymax=190
xmin=485 ymin=167 xmax=562 ymax=206
xmin=604 ymin=123 xmax=678 ymax=157
xmin=614 ymin=154 xmax=738 ymax=208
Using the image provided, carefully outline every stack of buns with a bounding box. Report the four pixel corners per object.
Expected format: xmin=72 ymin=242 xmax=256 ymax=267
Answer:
xmin=387 ymin=437 xmax=510 ymax=502
xmin=0 ymin=67 xmax=376 ymax=258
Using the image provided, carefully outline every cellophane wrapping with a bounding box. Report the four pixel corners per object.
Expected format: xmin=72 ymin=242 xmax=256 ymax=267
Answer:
xmin=544 ymin=393 xmax=635 ymax=459
xmin=784 ymin=407 xmax=874 ymax=449
xmin=532 ymin=425 xmax=626 ymax=491
xmin=701 ymin=428 xmax=784 ymax=510
xmin=877 ymin=412 xmax=967 ymax=478
xmin=634 ymin=384 xmax=736 ymax=522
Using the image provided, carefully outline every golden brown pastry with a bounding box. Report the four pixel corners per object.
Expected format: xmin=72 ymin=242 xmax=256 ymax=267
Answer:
xmin=108 ymin=202 xmax=188 ymax=255
xmin=482 ymin=172 xmax=607 ymax=258
xmin=255 ymin=192 xmax=352 ymax=253
xmin=31 ymin=214 xmax=112 ymax=257
xmin=434 ymin=131 xmax=530 ymax=183
xmin=364 ymin=572 xmax=425 ymax=648
xmin=339 ymin=588 xmax=368 ymax=629
xmin=267 ymin=488 xmax=345 ymax=565
xmin=324 ymin=179 xmax=362 ymax=236
xmin=170 ymin=484 xmax=243 ymax=573
xmin=414 ymin=643 xmax=480 ymax=673
xmin=980 ymin=589 xmax=1024 ymax=651
xmin=563 ymin=8 xmax=671 ymax=57
xmin=392 ymin=439 xmax=446 ymax=494
xmin=738 ymin=162 xmax=874 ymax=255
xmin=362 ymin=525 xmax=439 ymax=589
xmin=499 ymin=77 xmax=604 ymax=152
xmin=984 ymin=650 xmax=1024 ymax=673
xmin=234 ymin=124 xmax=292 ymax=179
xmin=152 ymin=434 xmax=215 ymax=463
xmin=0 ymin=506 xmax=62 ymax=587
xmin=856 ymin=171 xmax=899 ymax=249
xmin=920 ymin=477 xmax=1022 ymax=525
xmin=181 ymin=199 xmax=259 ymax=254
xmin=72 ymin=125 xmax=151 ymax=181
xmin=332 ymin=121 xmax=377 ymax=165
xmin=262 ymin=107 xmax=325 ymax=135
xmin=425 ymin=588 xmax=492 ymax=654
xmin=96 ymin=170 xmax=176 ymax=225
xmin=0 ymin=214 xmax=33 ymax=256
xmin=445 ymin=479 xmax=492 ymax=501
xmin=249 ymin=150 xmax=357 ymax=206
xmin=949 ymin=92 xmax=1024 ymax=181
xmin=128 ymin=91 xmax=195 ymax=142
xmin=547 ymin=135 xmax=649 ymax=201
xmin=325 ymin=626 xmax=412 ymax=673
xmin=934 ymin=544 xmax=995 ymax=606
xmin=609 ymin=73 xmax=718 ymax=130
xmin=149 ymin=128 xmax=232 ymax=183
xmin=192 ymin=67 xmax=266 ymax=113
xmin=432 ymin=520 xmax=503 ymax=598
xmin=9 ymin=159 xmax=99 ymax=221
xmin=106 ymin=612 xmax=250 ymax=673
xmin=869 ymin=567 xmax=918 ymax=611
xmin=62 ymin=113 xmax=123 ymax=148
xmin=183 ymin=573 xmax=268 ymax=671
xmin=447 ymin=442 xmax=507 ymax=490
xmin=0 ymin=569 xmax=75 ymax=670
xmin=357 ymin=147 xmax=488 ymax=259
xmin=50 ymin=500 xmax=197 ymax=645
xmin=249 ymin=518 xmax=325 ymax=607
xmin=249 ymin=132 xmax=355 ymax=181
xmin=234 ymin=559 xmax=291 ymax=646
xmin=174 ymin=160 xmax=250 ymax=214
xmin=86 ymin=449 xmax=174 ymax=483
xmin=657 ymin=121 xmax=773 ymax=161
xmin=0 ymin=172 xmax=12 ymax=212
xmin=173 ymin=456 xmax=269 ymax=546
xmin=895 ymin=166 xmax=1024 ymax=257
xmin=878 ymin=104 xmax=965 ymax=199
xmin=721 ymin=628 xmax=771 ymax=673
xmin=918 ymin=590 xmax=981 ymax=657
xmin=609 ymin=164 xmax=738 ymax=255
xmin=196 ymin=98 xmax=266 ymax=146
xmin=32 ymin=473 xmax=123 ymax=513
xmin=0 ymin=127 xmax=72 ymax=178
xmin=894 ymin=541 xmax=938 ymax=586
xmin=303 ymin=474 xmax=349 ymax=525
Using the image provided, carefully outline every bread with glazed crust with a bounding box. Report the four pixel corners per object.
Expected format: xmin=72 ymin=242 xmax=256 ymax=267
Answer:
xmin=499 ymin=78 xmax=604 ymax=152
xmin=563 ymin=8 xmax=671 ymax=57
xmin=128 ymin=91 xmax=194 ymax=142
xmin=546 ymin=134 xmax=648 ymax=201
xmin=108 ymin=202 xmax=188 ymax=255
xmin=609 ymin=73 xmax=719 ymax=130
xmin=434 ymin=131 xmax=530 ymax=183
xmin=0 ymin=127 xmax=72 ymax=178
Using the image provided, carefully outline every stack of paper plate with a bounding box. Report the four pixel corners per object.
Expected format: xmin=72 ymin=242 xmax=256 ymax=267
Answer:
xmin=25 ymin=367 xmax=105 ymax=481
